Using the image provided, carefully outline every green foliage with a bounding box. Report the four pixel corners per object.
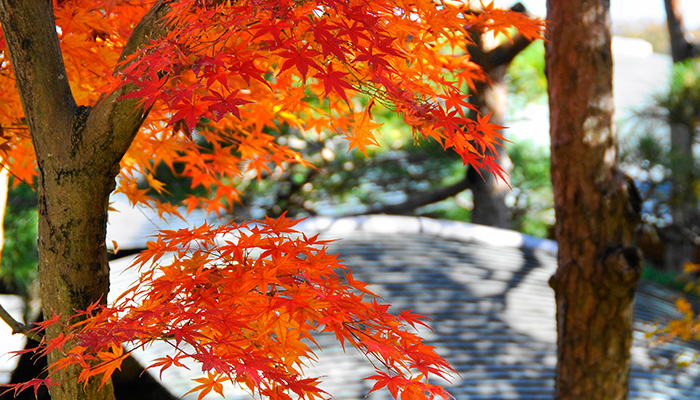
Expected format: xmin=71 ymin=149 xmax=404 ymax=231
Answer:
xmin=641 ymin=263 xmax=689 ymax=294
xmin=415 ymin=197 xmax=472 ymax=221
xmin=507 ymin=139 xmax=553 ymax=238
xmin=1 ymin=181 xmax=38 ymax=296
xmin=244 ymin=132 xmax=464 ymax=218
xmin=506 ymin=40 xmax=547 ymax=109
xmin=630 ymin=131 xmax=667 ymax=165
xmin=656 ymin=60 xmax=700 ymax=127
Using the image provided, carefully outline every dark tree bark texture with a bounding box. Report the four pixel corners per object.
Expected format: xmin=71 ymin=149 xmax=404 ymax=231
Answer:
xmin=546 ymin=0 xmax=642 ymax=399
xmin=0 ymin=1 xmax=169 ymax=399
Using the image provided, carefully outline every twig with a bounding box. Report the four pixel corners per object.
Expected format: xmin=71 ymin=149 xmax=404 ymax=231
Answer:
xmin=0 ymin=301 xmax=43 ymax=343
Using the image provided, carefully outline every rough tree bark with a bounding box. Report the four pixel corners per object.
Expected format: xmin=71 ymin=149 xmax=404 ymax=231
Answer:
xmin=546 ymin=0 xmax=642 ymax=399
xmin=465 ymin=2 xmax=533 ymax=228
xmin=0 ymin=1 xmax=170 ymax=399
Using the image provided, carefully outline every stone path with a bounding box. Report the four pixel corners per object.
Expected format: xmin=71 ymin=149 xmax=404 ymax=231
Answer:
xmin=295 ymin=216 xmax=700 ymax=400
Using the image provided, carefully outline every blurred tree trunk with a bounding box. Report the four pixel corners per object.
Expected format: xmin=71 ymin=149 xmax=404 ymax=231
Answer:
xmin=663 ymin=121 xmax=697 ymax=273
xmin=467 ymin=65 xmax=512 ymax=228
xmin=662 ymin=0 xmax=699 ymax=273
xmin=546 ymin=0 xmax=642 ymax=398
xmin=665 ymin=0 xmax=700 ymax=63
xmin=466 ymin=2 xmax=533 ymax=228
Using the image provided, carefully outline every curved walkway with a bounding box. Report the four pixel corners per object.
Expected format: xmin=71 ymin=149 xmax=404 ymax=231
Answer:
xmin=296 ymin=215 xmax=700 ymax=400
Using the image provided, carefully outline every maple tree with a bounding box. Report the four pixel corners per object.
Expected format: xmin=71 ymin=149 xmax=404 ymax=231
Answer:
xmin=0 ymin=1 xmax=543 ymax=400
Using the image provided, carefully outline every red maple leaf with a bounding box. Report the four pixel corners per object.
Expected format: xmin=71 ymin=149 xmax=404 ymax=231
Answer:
xmin=315 ymin=63 xmax=354 ymax=104
xmin=278 ymin=45 xmax=321 ymax=81
xmin=201 ymin=90 xmax=253 ymax=121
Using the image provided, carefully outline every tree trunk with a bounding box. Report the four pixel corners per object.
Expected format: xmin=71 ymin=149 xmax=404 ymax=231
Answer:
xmin=546 ymin=0 xmax=642 ymax=399
xmin=466 ymin=3 xmax=532 ymax=229
xmin=0 ymin=1 xmax=169 ymax=399
xmin=37 ymin=147 xmax=119 ymax=400
xmin=468 ymin=64 xmax=512 ymax=228
xmin=664 ymin=0 xmax=700 ymax=63
xmin=463 ymin=2 xmax=533 ymax=228
xmin=0 ymin=2 xmax=115 ymax=398
xmin=663 ymin=122 xmax=697 ymax=273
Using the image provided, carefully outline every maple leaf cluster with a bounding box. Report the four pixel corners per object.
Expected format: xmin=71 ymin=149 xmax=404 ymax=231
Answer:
xmin=0 ymin=0 xmax=545 ymax=214
xmin=650 ymin=263 xmax=700 ymax=349
xmin=0 ymin=0 xmax=544 ymax=399
xmin=11 ymin=216 xmax=454 ymax=400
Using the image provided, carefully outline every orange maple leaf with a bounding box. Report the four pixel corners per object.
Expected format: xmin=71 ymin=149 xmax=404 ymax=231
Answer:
xmin=184 ymin=371 xmax=227 ymax=400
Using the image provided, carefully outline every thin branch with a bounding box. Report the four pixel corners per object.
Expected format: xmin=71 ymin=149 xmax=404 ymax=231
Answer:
xmin=0 ymin=302 xmax=42 ymax=343
xmin=84 ymin=0 xmax=174 ymax=168
xmin=465 ymin=2 xmax=534 ymax=72
xmin=486 ymin=33 xmax=534 ymax=71
xmin=351 ymin=176 xmax=470 ymax=216
xmin=116 ymin=0 xmax=173 ymax=66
